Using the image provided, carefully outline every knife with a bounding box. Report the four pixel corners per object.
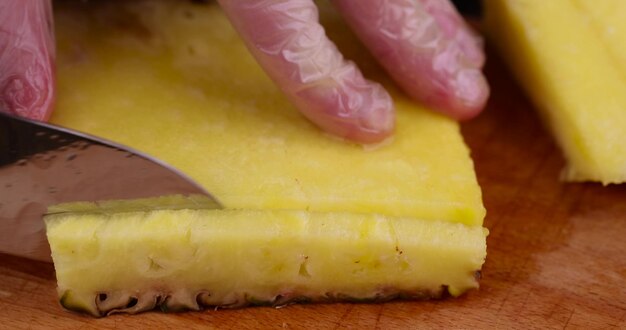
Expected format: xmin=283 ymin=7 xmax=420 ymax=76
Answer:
xmin=0 ymin=111 xmax=221 ymax=262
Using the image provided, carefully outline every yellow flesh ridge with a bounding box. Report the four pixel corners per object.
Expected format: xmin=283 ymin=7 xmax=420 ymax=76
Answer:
xmin=484 ymin=0 xmax=626 ymax=184
xmin=46 ymin=0 xmax=488 ymax=316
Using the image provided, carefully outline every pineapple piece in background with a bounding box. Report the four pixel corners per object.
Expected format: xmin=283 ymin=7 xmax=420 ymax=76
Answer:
xmin=48 ymin=0 xmax=487 ymax=316
xmin=484 ymin=0 xmax=626 ymax=184
xmin=571 ymin=0 xmax=626 ymax=71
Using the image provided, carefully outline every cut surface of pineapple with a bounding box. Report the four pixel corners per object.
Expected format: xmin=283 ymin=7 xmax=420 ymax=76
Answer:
xmin=47 ymin=0 xmax=487 ymax=316
xmin=484 ymin=0 xmax=626 ymax=184
xmin=53 ymin=0 xmax=485 ymax=224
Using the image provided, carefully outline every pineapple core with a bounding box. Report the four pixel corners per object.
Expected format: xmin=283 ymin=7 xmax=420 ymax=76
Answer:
xmin=484 ymin=0 xmax=626 ymax=184
xmin=46 ymin=0 xmax=487 ymax=316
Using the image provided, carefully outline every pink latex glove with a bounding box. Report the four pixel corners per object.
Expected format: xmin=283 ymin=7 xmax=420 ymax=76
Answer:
xmin=0 ymin=0 xmax=55 ymax=121
xmin=219 ymin=0 xmax=489 ymax=143
xmin=1 ymin=0 xmax=489 ymax=143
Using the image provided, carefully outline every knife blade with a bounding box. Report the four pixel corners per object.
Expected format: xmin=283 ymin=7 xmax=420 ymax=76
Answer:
xmin=0 ymin=111 xmax=221 ymax=262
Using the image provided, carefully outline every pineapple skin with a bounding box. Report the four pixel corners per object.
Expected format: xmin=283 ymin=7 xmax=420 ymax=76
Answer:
xmin=484 ymin=0 xmax=626 ymax=184
xmin=46 ymin=208 xmax=487 ymax=317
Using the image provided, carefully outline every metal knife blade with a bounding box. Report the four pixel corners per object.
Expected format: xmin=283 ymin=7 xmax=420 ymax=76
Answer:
xmin=0 ymin=112 xmax=221 ymax=262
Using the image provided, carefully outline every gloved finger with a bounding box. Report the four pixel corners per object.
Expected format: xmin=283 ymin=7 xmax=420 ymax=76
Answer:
xmin=333 ymin=0 xmax=489 ymax=120
xmin=0 ymin=0 xmax=56 ymax=121
xmin=218 ymin=0 xmax=395 ymax=143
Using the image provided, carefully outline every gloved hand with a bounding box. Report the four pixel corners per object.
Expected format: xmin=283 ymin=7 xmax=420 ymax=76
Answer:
xmin=0 ymin=0 xmax=55 ymax=121
xmin=219 ymin=0 xmax=489 ymax=142
xmin=1 ymin=0 xmax=489 ymax=143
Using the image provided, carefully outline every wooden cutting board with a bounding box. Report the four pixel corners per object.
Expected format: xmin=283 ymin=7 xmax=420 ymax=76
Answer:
xmin=1 ymin=49 xmax=625 ymax=329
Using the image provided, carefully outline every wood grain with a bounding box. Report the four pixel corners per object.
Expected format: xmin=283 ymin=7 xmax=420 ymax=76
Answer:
xmin=1 ymin=50 xmax=625 ymax=330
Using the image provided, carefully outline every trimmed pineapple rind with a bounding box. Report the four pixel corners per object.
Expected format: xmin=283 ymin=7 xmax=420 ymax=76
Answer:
xmin=60 ymin=286 xmax=449 ymax=317
xmin=46 ymin=209 xmax=487 ymax=317
xmin=484 ymin=0 xmax=626 ymax=184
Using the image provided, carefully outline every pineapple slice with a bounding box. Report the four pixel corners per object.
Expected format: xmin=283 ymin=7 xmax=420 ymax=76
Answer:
xmin=46 ymin=200 xmax=486 ymax=316
xmin=47 ymin=0 xmax=487 ymax=316
xmin=484 ymin=0 xmax=626 ymax=184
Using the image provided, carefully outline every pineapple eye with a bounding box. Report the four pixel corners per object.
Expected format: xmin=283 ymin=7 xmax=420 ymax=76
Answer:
xmin=126 ymin=297 xmax=138 ymax=309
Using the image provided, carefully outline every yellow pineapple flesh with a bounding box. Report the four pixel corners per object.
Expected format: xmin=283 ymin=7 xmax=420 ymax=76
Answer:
xmin=46 ymin=0 xmax=487 ymax=316
xmin=484 ymin=0 xmax=626 ymax=184
xmin=46 ymin=199 xmax=486 ymax=316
